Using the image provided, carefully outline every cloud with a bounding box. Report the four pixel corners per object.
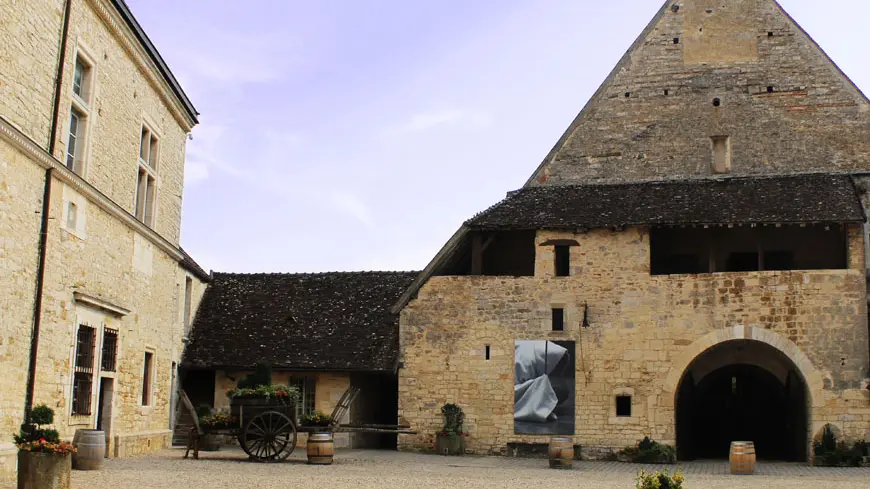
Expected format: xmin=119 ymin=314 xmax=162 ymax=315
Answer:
xmin=383 ymin=109 xmax=493 ymax=137
xmin=329 ymin=192 xmax=375 ymax=228
xmin=184 ymin=160 xmax=209 ymax=185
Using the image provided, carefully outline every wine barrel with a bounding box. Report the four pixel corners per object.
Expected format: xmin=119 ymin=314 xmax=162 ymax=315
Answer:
xmin=729 ymin=441 xmax=756 ymax=475
xmin=548 ymin=437 xmax=574 ymax=469
xmin=307 ymin=432 xmax=335 ymax=465
xmin=72 ymin=429 xmax=105 ymax=471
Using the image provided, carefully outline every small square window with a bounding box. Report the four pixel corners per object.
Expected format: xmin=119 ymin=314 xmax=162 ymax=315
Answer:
xmin=554 ymin=245 xmax=570 ymax=277
xmin=616 ymin=395 xmax=632 ymax=417
xmin=552 ymin=308 xmax=564 ymax=331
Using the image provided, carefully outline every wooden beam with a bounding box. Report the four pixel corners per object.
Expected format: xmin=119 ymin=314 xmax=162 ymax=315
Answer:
xmin=471 ymin=234 xmax=483 ymax=275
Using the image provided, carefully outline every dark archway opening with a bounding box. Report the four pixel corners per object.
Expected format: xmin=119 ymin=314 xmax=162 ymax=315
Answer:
xmin=676 ymin=340 xmax=808 ymax=462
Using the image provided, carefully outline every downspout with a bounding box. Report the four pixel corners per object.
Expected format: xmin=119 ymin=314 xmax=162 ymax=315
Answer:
xmin=48 ymin=0 xmax=73 ymax=155
xmin=24 ymin=0 xmax=71 ymax=425
xmin=24 ymin=169 xmax=54 ymax=424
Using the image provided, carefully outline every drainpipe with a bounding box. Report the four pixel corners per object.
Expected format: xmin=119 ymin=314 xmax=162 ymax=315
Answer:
xmin=24 ymin=169 xmax=54 ymax=425
xmin=24 ymin=0 xmax=71 ymax=426
xmin=48 ymin=0 xmax=73 ymax=155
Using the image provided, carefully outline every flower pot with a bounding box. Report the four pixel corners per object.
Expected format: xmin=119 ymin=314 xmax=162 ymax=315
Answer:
xmin=200 ymin=434 xmax=222 ymax=452
xmin=435 ymin=433 xmax=464 ymax=456
xmin=18 ymin=451 xmax=71 ymax=489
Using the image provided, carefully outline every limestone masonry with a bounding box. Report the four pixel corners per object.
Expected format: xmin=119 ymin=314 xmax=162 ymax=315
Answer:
xmin=0 ymin=0 xmax=207 ymax=485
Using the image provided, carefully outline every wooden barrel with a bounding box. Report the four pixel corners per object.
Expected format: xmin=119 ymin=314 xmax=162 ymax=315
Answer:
xmin=729 ymin=441 xmax=756 ymax=475
xmin=548 ymin=437 xmax=574 ymax=469
xmin=72 ymin=429 xmax=105 ymax=470
xmin=307 ymin=432 xmax=335 ymax=465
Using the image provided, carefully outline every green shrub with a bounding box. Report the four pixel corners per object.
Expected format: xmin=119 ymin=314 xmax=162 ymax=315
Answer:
xmin=300 ymin=411 xmax=331 ymax=427
xmin=636 ymin=468 xmax=684 ymax=489
xmin=237 ymin=363 xmax=272 ymax=389
xmin=196 ymin=404 xmax=213 ymax=418
xmin=620 ymin=437 xmax=676 ymax=464
xmin=29 ymin=404 xmax=54 ymax=425
xmin=440 ymin=403 xmax=465 ymax=435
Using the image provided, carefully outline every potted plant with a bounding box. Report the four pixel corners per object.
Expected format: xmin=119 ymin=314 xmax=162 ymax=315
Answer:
xmin=199 ymin=410 xmax=235 ymax=451
xmin=435 ymin=403 xmax=466 ymax=455
xmin=14 ymin=404 xmax=75 ymax=489
xmin=300 ymin=411 xmax=332 ymax=430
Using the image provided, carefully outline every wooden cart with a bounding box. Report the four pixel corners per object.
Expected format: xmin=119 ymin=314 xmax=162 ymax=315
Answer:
xmin=183 ymin=391 xmax=298 ymax=462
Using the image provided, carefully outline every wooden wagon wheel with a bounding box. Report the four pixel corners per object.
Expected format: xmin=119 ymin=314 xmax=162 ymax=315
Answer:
xmin=240 ymin=410 xmax=297 ymax=462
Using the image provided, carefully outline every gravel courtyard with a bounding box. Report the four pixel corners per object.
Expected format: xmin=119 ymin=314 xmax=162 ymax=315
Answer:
xmin=69 ymin=447 xmax=870 ymax=489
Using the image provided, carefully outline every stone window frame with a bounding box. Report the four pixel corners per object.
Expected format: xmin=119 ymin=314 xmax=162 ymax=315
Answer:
xmin=134 ymin=117 xmax=161 ymax=228
xmin=548 ymin=302 xmax=569 ymax=333
xmin=140 ymin=348 xmax=156 ymax=407
xmin=183 ymin=274 xmax=194 ymax=338
xmin=60 ymin=184 xmax=88 ymax=240
xmin=608 ymin=386 xmax=641 ymax=425
xmin=65 ymin=41 xmax=98 ymax=178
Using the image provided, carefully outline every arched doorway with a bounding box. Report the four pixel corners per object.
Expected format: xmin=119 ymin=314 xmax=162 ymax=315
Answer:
xmin=675 ymin=339 xmax=808 ymax=461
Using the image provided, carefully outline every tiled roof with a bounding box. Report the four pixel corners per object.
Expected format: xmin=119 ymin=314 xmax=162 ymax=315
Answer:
xmin=183 ymin=271 xmax=419 ymax=371
xmin=179 ymin=248 xmax=211 ymax=282
xmin=466 ymin=174 xmax=864 ymax=230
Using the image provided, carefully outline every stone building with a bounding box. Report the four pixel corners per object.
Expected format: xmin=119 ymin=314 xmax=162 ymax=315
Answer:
xmin=181 ymin=271 xmax=418 ymax=449
xmin=0 ymin=0 xmax=209 ymax=483
xmin=395 ymin=0 xmax=870 ymax=461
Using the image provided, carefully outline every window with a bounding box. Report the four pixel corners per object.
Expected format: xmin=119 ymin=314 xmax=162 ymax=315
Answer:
xmin=616 ymin=395 xmax=632 ymax=417
xmin=711 ymin=136 xmax=731 ymax=174
xmin=72 ymin=325 xmax=96 ymax=415
xmin=554 ymin=245 xmax=571 ymax=277
xmin=66 ymin=108 xmax=86 ymax=174
xmin=183 ymin=276 xmax=193 ymax=335
xmin=485 ymin=345 xmax=491 ymax=360
xmin=289 ymin=376 xmax=316 ymax=419
xmin=552 ymin=308 xmax=565 ymax=331
xmin=101 ymin=328 xmax=118 ymax=372
xmin=72 ymin=57 xmax=92 ymax=102
xmin=135 ymin=125 xmax=159 ymax=226
xmin=142 ymin=352 xmax=154 ymax=405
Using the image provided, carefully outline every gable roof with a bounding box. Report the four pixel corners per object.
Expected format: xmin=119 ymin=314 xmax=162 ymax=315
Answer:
xmin=524 ymin=0 xmax=870 ymax=186
xmin=468 ymin=174 xmax=865 ymax=231
xmin=111 ymin=0 xmax=199 ymax=124
xmin=393 ymin=173 xmax=865 ymax=313
xmin=183 ymin=271 xmax=419 ymax=372
xmin=179 ymin=248 xmax=211 ymax=282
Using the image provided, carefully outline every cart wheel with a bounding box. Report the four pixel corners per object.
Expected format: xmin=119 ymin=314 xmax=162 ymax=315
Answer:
xmin=240 ymin=411 xmax=297 ymax=462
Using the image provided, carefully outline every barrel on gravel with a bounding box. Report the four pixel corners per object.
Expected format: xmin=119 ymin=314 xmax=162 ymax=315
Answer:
xmin=72 ymin=429 xmax=106 ymax=470
xmin=729 ymin=441 xmax=756 ymax=475
xmin=307 ymin=432 xmax=335 ymax=465
xmin=548 ymin=437 xmax=574 ymax=469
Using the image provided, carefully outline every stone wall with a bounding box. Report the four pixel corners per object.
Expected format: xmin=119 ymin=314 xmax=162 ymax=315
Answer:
xmin=0 ymin=0 xmax=203 ymax=486
xmin=398 ymin=228 xmax=870 ymax=456
xmin=529 ymin=0 xmax=870 ymax=186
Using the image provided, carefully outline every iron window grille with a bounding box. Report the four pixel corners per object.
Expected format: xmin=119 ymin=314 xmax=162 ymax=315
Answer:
xmin=101 ymin=328 xmax=118 ymax=372
xmin=72 ymin=325 xmax=96 ymax=415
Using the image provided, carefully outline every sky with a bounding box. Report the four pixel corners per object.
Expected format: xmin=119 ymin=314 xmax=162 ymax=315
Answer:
xmin=125 ymin=0 xmax=870 ymax=274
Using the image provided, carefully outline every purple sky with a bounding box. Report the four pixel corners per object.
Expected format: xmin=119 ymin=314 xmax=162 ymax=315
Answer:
xmin=126 ymin=0 xmax=870 ymax=274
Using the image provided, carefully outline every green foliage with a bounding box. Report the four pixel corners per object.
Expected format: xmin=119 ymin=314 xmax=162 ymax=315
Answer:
xmin=13 ymin=405 xmax=69 ymax=453
xmin=300 ymin=411 xmax=331 ymax=427
xmin=227 ymin=384 xmax=298 ymax=402
xmin=813 ymin=425 xmax=867 ymax=467
xmin=200 ymin=411 xmax=235 ymax=430
xmin=29 ymin=404 xmax=54 ymax=426
xmin=620 ymin=437 xmax=676 ymax=464
xmin=237 ymin=363 xmax=273 ymax=389
xmin=196 ymin=404 xmax=213 ymax=419
xmin=440 ymin=403 xmax=465 ymax=434
xmin=636 ymin=468 xmax=684 ymax=489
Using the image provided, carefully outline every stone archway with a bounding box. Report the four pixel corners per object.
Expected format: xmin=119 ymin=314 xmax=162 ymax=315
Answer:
xmin=662 ymin=326 xmax=825 ymax=461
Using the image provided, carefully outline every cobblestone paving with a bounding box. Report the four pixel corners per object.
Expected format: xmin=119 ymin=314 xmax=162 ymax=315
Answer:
xmin=67 ymin=448 xmax=870 ymax=489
